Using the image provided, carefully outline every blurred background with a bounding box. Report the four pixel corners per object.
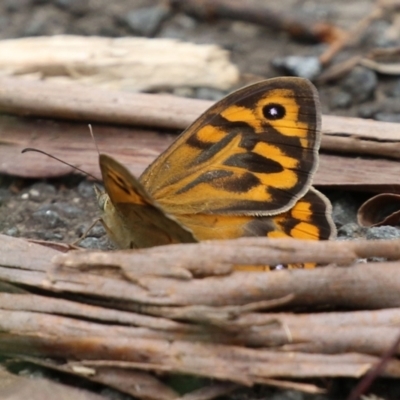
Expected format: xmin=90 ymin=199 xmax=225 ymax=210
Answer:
xmin=1 ymin=0 xmax=396 ymax=118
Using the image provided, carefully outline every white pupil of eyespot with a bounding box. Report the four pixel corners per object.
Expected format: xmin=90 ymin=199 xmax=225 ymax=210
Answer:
xmin=270 ymin=107 xmax=278 ymax=116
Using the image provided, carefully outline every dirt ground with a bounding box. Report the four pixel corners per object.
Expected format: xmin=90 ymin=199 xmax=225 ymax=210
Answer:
xmin=1 ymin=0 xmax=400 ymax=399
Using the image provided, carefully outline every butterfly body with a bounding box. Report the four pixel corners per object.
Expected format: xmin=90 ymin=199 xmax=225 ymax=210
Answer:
xmin=98 ymin=77 xmax=336 ymax=253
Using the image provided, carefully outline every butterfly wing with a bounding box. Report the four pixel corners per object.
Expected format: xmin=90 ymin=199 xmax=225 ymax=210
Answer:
xmin=140 ymin=77 xmax=321 ymax=216
xmin=99 ymin=154 xmax=196 ymax=249
xmin=174 ymin=187 xmax=336 ymax=242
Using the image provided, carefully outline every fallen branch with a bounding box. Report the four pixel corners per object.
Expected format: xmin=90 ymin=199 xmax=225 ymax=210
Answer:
xmin=1 ymin=326 xmax=398 ymax=380
xmin=3 ymin=234 xmax=400 ymax=390
xmin=3 ymin=235 xmax=400 ymax=311
xmin=171 ymin=0 xmax=343 ymax=43
xmin=55 ymin=236 xmax=400 ymax=275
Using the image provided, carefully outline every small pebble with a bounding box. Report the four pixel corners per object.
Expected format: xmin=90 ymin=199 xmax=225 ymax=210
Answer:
xmin=5 ymin=0 xmax=30 ymax=12
xmin=48 ymin=202 xmax=84 ymax=218
xmin=195 ymin=87 xmax=226 ymax=101
xmin=100 ymin=388 xmax=132 ymax=400
xmin=331 ymin=194 xmax=359 ymax=227
xmin=158 ymin=13 xmax=197 ymax=39
xmin=23 ymin=14 xmax=50 ymax=36
xmin=36 ymin=231 xmax=64 ymax=241
xmin=364 ymin=20 xmax=395 ymax=48
xmin=341 ymin=66 xmax=377 ymax=104
xmin=374 ymin=113 xmax=400 ymax=123
xmin=385 ymin=79 xmax=400 ymax=98
xmin=337 ymin=222 xmax=365 ymax=239
xmin=78 ymin=180 xmax=95 ymax=199
xmin=230 ymin=21 xmax=261 ymax=38
xmin=366 ymin=226 xmax=400 ymax=240
xmin=272 ymin=55 xmax=321 ymax=80
xmin=5 ymin=227 xmax=19 ymax=237
xmin=172 ymin=87 xmax=196 ymax=98
xmin=55 ymin=0 xmax=90 ymax=16
xmin=358 ymin=102 xmax=380 ymax=119
xmin=119 ymin=5 xmax=171 ymax=36
xmin=270 ymin=389 xmax=304 ymax=400
xmin=0 ymin=188 xmax=11 ymax=204
xmin=23 ymin=182 xmax=56 ymax=202
xmin=31 ymin=0 xmax=51 ymax=4
xmin=76 ymin=223 xmax=105 ymax=238
xmin=79 ymin=237 xmax=109 ymax=249
xmin=330 ymin=91 xmax=352 ymax=109
xmin=32 ymin=208 xmax=65 ymax=229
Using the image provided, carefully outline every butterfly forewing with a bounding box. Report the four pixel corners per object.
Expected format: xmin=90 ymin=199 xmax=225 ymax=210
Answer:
xmin=99 ymin=154 xmax=196 ymax=248
xmin=140 ymin=77 xmax=321 ymax=216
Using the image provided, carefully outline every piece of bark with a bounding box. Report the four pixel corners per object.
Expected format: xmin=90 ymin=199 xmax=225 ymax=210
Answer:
xmin=5 ymin=234 xmax=400 ymax=382
xmin=2 ymin=114 xmax=400 ymax=191
xmin=0 ymin=78 xmax=210 ymax=130
xmin=1 ymin=76 xmax=400 ymax=142
xmin=7 ymin=291 xmax=400 ymax=354
xmin=4 ymin=234 xmax=400 ymax=311
xmin=0 ymin=36 xmax=239 ymax=91
xmin=0 ymin=231 xmax=58 ymax=272
xmin=1 ymin=323 xmax=397 ymax=380
xmin=44 ymin=260 xmax=400 ymax=323
xmin=0 ymin=293 xmax=196 ymax=333
xmin=54 ymin=236 xmax=400 ymax=277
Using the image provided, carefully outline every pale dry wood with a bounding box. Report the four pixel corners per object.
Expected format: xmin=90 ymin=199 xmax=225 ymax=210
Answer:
xmin=0 ymin=36 xmax=239 ymax=91
xmin=2 ymin=115 xmax=400 ymax=190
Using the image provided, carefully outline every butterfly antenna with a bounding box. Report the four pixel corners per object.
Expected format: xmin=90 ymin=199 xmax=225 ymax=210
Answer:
xmin=88 ymin=124 xmax=101 ymax=156
xmin=22 ymin=148 xmax=101 ymax=183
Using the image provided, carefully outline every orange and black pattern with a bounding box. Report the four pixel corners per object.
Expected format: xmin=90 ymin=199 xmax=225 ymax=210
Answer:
xmin=98 ymin=77 xmax=336 ymax=259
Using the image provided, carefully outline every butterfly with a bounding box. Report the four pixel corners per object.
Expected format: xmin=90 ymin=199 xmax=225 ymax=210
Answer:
xmin=97 ymin=77 xmax=336 ymax=267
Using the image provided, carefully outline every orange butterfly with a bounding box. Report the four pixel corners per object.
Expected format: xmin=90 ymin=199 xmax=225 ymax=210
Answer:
xmin=97 ymin=77 xmax=336 ymax=261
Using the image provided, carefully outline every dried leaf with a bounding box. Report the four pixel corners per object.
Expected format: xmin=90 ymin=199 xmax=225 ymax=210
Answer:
xmin=358 ymin=193 xmax=400 ymax=227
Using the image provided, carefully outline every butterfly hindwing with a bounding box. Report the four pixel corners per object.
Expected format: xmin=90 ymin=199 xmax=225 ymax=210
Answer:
xmin=140 ymin=77 xmax=321 ymax=216
xmin=173 ymin=187 xmax=335 ymax=242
